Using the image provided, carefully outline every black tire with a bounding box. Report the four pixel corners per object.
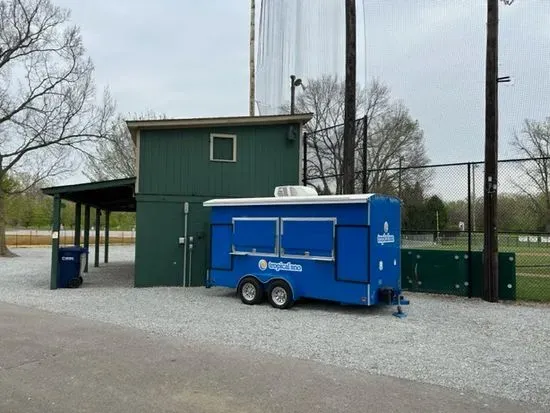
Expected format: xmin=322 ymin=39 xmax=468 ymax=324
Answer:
xmin=237 ymin=277 xmax=264 ymax=305
xmin=267 ymin=280 xmax=294 ymax=309
xmin=78 ymin=276 xmax=84 ymax=287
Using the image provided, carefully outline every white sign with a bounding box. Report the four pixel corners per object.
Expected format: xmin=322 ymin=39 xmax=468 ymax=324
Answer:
xmin=377 ymin=221 xmax=395 ymax=245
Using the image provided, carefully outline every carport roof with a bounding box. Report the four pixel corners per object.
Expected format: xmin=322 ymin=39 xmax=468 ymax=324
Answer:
xmin=42 ymin=177 xmax=136 ymax=212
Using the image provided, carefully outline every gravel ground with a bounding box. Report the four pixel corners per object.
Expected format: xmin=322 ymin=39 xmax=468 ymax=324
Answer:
xmin=1 ymin=246 xmax=549 ymax=408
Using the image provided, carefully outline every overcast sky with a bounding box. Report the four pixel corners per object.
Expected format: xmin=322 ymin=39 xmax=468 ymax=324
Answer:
xmin=54 ymin=0 xmax=549 ymax=185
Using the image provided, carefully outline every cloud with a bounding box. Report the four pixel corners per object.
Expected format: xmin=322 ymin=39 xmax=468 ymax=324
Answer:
xmin=51 ymin=0 xmax=549 ymax=184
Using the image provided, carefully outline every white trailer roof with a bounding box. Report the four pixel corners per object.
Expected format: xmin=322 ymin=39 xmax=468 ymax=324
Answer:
xmin=203 ymin=193 xmax=376 ymax=207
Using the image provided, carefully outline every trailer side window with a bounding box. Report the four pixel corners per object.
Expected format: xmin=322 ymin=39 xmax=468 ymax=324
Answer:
xmin=233 ymin=218 xmax=278 ymax=256
xmin=281 ymin=218 xmax=335 ymax=260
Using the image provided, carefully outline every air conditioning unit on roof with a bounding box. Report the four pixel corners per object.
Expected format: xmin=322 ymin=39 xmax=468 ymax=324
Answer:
xmin=274 ymin=185 xmax=318 ymax=197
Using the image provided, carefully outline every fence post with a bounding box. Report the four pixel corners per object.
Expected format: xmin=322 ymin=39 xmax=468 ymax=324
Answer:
xmin=302 ymin=132 xmax=307 ymax=186
xmin=467 ymin=163 xmax=473 ymax=298
xmin=398 ymin=157 xmax=403 ymax=199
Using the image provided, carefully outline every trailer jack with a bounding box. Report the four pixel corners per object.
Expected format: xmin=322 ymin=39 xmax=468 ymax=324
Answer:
xmin=378 ymin=287 xmax=409 ymax=318
xmin=392 ymin=295 xmax=409 ymax=319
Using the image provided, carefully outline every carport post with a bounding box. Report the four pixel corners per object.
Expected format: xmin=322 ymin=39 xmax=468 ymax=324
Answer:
xmin=94 ymin=208 xmax=101 ymax=268
xmin=104 ymin=210 xmax=110 ymax=263
xmin=50 ymin=194 xmax=61 ymax=290
xmin=74 ymin=203 xmax=82 ymax=246
xmin=84 ymin=205 xmax=90 ymax=273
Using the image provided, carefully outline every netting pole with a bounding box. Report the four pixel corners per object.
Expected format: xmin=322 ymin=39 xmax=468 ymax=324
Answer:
xmin=467 ymin=162 xmax=473 ymax=298
xmin=249 ymin=0 xmax=256 ymax=116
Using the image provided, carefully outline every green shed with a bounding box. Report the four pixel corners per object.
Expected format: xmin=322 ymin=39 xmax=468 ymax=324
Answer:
xmin=126 ymin=114 xmax=313 ymax=287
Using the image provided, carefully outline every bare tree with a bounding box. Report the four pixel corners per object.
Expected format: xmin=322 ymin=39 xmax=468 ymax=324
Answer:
xmin=512 ymin=117 xmax=550 ymax=231
xmin=83 ymin=114 xmax=136 ymax=181
xmin=84 ymin=111 xmax=166 ymax=181
xmin=0 ymin=0 xmax=113 ymax=256
xmin=294 ymin=75 xmax=430 ymax=195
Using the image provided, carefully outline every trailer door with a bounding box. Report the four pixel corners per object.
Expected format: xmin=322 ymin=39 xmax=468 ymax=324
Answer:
xmin=335 ymin=226 xmax=369 ymax=283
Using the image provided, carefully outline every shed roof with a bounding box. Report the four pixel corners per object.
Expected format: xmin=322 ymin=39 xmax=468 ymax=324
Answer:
xmin=125 ymin=113 xmax=313 ymax=141
xmin=42 ymin=177 xmax=136 ymax=212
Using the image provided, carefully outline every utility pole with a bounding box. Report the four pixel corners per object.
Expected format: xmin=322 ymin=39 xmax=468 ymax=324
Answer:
xmin=483 ymin=0 xmax=499 ymax=302
xmin=343 ymin=0 xmax=356 ymax=194
xmin=362 ymin=114 xmax=368 ymax=193
xmin=249 ymin=0 xmax=256 ymax=116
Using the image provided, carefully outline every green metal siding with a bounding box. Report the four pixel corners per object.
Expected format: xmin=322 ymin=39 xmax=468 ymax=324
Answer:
xmin=135 ymin=195 xmax=212 ymax=287
xmin=138 ymin=124 xmax=300 ymax=197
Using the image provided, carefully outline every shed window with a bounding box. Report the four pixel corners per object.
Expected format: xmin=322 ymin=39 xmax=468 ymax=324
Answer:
xmin=210 ymin=134 xmax=236 ymax=162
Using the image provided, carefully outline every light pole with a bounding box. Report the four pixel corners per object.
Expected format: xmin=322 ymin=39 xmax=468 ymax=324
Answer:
xmin=290 ymin=75 xmax=302 ymax=114
xmin=343 ymin=0 xmax=356 ymax=195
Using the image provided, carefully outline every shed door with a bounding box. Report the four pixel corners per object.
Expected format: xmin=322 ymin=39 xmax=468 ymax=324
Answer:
xmin=335 ymin=226 xmax=369 ymax=283
xmin=134 ymin=201 xmax=184 ymax=287
xmin=184 ymin=203 xmax=210 ymax=287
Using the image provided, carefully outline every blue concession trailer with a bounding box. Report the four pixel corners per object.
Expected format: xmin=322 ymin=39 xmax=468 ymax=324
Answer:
xmin=203 ymin=188 xmax=408 ymax=313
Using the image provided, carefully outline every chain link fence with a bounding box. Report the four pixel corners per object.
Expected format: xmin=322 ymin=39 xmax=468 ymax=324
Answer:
xmin=303 ymin=123 xmax=550 ymax=302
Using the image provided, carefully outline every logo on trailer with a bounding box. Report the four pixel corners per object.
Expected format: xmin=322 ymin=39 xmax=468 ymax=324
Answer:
xmin=377 ymin=221 xmax=395 ymax=245
xmin=257 ymin=259 xmax=302 ymax=273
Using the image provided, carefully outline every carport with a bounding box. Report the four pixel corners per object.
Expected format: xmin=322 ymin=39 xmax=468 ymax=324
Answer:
xmin=42 ymin=178 xmax=136 ymax=289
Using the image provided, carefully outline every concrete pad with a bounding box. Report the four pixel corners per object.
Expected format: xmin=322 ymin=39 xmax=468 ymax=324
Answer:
xmin=0 ymin=302 xmax=544 ymax=413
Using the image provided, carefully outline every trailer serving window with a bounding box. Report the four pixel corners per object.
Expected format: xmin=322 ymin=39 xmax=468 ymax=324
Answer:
xmin=232 ymin=217 xmax=279 ymax=256
xmin=280 ymin=218 xmax=336 ymax=260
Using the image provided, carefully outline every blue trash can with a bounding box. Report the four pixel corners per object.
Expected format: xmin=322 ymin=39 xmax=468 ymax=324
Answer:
xmin=58 ymin=246 xmax=88 ymax=288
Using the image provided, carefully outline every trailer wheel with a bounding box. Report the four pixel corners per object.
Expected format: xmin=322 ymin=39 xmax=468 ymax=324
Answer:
xmin=267 ymin=280 xmax=294 ymax=309
xmin=237 ymin=277 xmax=264 ymax=305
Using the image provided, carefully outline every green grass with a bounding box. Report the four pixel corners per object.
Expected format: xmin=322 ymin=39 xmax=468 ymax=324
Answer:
xmin=403 ymin=237 xmax=550 ymax=302
xmin=517 ymin=276 xmax=550 ymax=302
